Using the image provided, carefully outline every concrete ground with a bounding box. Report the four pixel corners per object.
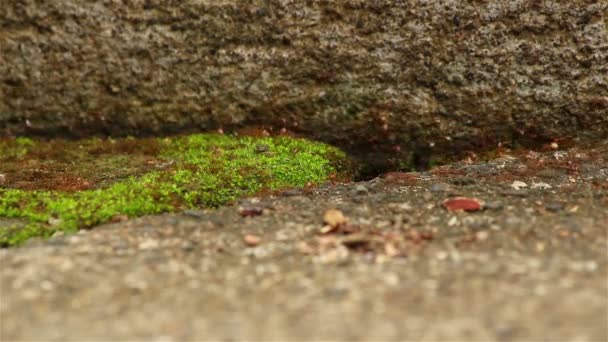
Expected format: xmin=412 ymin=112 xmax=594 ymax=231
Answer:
xmin=1 ymin=142 xmax=607 ymax=341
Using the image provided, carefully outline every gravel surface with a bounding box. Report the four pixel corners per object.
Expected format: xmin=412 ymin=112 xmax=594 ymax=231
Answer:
xmin=2 ymin=144 xmax=607 ymax=341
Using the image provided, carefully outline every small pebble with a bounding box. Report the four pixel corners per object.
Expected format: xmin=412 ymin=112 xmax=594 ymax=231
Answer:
xmin=138 ymin=239 xmax=159 ymax=250
xmin=553 ymin=151 xmax=567 ymax=160
xmin=531 ymin=182 xmax=552 ymax=190
xmin=323 ymin=209 xmax=348 ymax=227
xmin=475 ymin=231 xmax=490 ymax=241
xmin=510 ymin=181 xmax=528 ymax=190
xmin=244 ymin=234 xmax=262 ymax=247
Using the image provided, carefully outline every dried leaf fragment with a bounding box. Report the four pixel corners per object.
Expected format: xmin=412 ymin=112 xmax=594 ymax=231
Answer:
xmin=239 ymin=206 xmax=264 ymax=217
xmin=442 ymin=197 xmax=483 ymax=212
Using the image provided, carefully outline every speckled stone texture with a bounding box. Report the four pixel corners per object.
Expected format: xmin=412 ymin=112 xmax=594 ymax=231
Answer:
xmin=1 ymin=1 xmax=607 ymax=159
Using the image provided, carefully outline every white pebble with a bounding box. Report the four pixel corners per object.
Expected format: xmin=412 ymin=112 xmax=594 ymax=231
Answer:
xmin=510 ymin=181 xmax=528 ymax=190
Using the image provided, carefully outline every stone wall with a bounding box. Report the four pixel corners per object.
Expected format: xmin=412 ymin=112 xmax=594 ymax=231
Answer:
xmin=1 ymin=1 xmax=607 ymax=164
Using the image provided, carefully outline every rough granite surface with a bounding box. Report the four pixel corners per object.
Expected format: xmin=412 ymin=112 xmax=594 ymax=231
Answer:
xmin=1 ymin=1 xmax=607 ymax=163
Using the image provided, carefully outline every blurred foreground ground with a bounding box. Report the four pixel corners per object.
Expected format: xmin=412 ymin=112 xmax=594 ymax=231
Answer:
xmin=1 ymin=142 xmax=607 ymax=341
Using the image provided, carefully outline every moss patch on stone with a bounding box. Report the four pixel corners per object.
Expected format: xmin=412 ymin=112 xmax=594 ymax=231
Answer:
xmin=0 ymin=134 xmax=353 ymax=246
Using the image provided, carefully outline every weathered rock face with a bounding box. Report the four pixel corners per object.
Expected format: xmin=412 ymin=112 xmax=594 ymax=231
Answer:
xmin=1 ymin=1 xmax=607 ymax=165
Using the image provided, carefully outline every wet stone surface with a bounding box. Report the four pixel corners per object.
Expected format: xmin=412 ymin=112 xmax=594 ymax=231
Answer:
xmin=1 ymin=143 xmax=607 ymax=340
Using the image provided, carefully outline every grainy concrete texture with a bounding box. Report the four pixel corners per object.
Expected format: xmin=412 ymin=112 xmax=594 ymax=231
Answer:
xmin=2 ymin=142 xmax=607 ymax=341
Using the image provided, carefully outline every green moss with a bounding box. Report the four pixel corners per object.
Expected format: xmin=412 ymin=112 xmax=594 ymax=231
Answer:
xmin=0 ymin=137 xmax=35 ymax=159
xmin=0 ymin=134 xmax=353 ymax=246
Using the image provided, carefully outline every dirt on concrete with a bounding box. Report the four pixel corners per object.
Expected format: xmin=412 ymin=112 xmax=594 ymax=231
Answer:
xmin=2 ymin=141 xmax=607 ymax=341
